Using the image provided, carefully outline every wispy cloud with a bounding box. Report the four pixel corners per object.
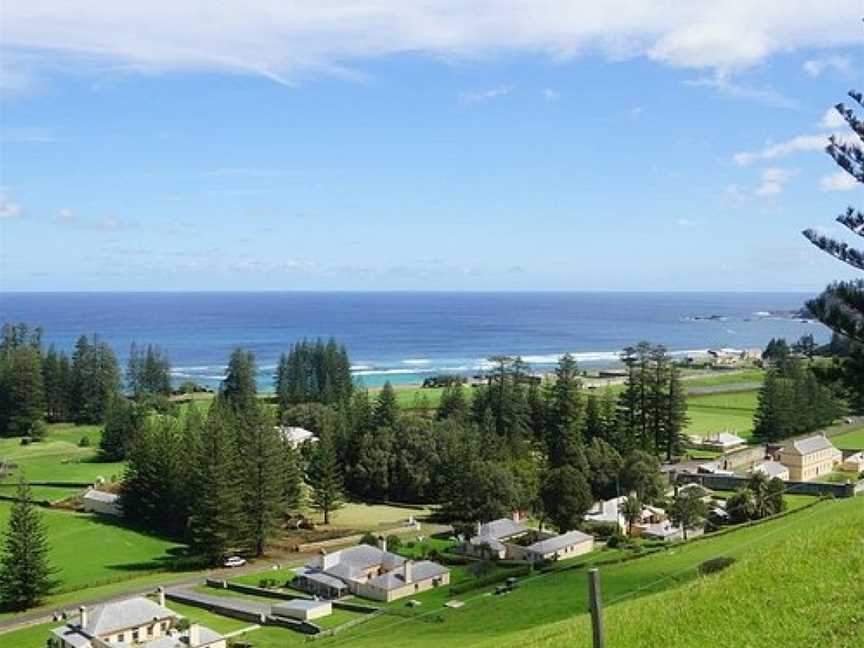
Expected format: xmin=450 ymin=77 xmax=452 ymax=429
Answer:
xmin=0 ymin=193 xmax=23 ymax=219
xmin=685 ymin=73 xmax=798 ymax=109
xmin=55 ymin=208 xmax=136 ymax=231
xmin=3 ymin=2 xmax=861 ymax=91
xmin=733 ymin=135 xmax=829 ymax=166
xmin=803 ymin=55 xmax=852 ymax=77
xmin=820 ymin=171 xmax=859 ymax=192
xmin=755 ymin=167 xmax=796 ymax=197
xmin=541 ymin=88 xmax=559 ymax=102
xmin=460 ymin=85 xmax=513 ymax=104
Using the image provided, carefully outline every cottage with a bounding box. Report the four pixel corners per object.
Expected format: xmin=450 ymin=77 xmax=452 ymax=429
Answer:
xmin=700 ymin=432 xmax=747 ymax=452
xmin=751 ymin=461 xmax=789 ymax=481
xmin=506 ymin=530 xmax=594 ymax=562
xmin=465 ymin=518 xmax=530 ymax=559
xmin=292 ymin=542 xmax=450 ymax=603
xmin=465 ymin=518 xmax=594 ymax=563
xmin=584 ymin=496 xmax=667 ymax=533
xmin=272 ymin=599 xmax=332 ymax=621
xmin=81 ymin=489 xmax=121 ymax=516
xmin=778 ymin=435 xmax=842 ymax=481
xmin=841 ymin=451 xmax=864 ymax=473
xmin=49 ymin=592 xmax=224 ymax=648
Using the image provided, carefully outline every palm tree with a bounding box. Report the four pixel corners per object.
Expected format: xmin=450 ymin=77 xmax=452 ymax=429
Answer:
xmin=621 ymin=495 xmax=642 ymax=536
xmin=748 ymin=471 xmax=771 ymax=520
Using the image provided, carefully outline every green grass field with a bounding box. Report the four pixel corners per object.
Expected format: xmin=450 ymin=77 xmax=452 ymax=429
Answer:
xmin=322 ymin=501 xmax=432 ymax=529
xmin=0 ymin=501 xmax=184 ymax=595
xmin=0 ymin=423 xmax=123 ymax=489
xmin=831 ymin=427 xmax=864 ymax=450
xmin=514 ymin=496 xmax=864 ymax=648
xmin=684 ymin=390 xmax=759 ymax=440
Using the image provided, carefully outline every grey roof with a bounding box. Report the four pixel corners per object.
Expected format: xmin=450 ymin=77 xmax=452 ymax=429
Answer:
xmin=82 ymin=597 xmax=177 ymax=636
xmin=367 ymin=561 xmax=448 ymax=590
xmin=753 ymin=462 xmax=788 ymax=478
xmin=783 ymin=435 xmax=836 ymax=456
xmin=273 ymin=599 xmax=331 ymax=613
xmin=51 ymin=627 xmax=92 ymax=648
xmin=83 ymin=489 xmax=119 ymax=503
xmin=846 ymin=452 xmax=864 ymax=462
xmin=294 ymin=567 xmax=349 ymax=591
xmin=704 ymin=432 xmax=746 ymax=446
xmin=317 ymin=544 xmax=404 ymax=581
xmin=526 ymin=530 xmax=593 ymax=555
xmin=474 ymin=518 xmax=528 ymax=542
xmin=468 ymin=536 xmax=506 ymax=553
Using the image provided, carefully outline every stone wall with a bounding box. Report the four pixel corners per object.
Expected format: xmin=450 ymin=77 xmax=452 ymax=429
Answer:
xmin=674 ymin=472 xmax=857 ymax=498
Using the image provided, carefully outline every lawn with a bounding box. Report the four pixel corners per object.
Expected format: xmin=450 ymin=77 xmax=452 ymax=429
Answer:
xmin=0 ymin=423 xmax=124 ymax=487
xmin=313 ymin=501 xmax=432 ymax=529
xmin=157 ymin=599 xmax=253 ymax=635
xmin=514 ymin=496 xmax=864 ymax=648
xmin=830 ymin=427 xmax=864 ymax=450
xmin=301 ymin=497 xmax=850 ymax=647
xmin=0 ymin=501 xmax=185 ymax=595
xmin=684 ymin=390 xmax=759 ymax=440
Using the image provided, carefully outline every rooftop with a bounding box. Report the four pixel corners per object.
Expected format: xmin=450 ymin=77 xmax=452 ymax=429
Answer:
xmin=526 ymin=530 xmax=592 ymax=555
xmin=82 ymin=597 xmax=177 ymax=636
xmin=783 ymin=435 xmax=837 ymax=456
xmin=82 ymin=488 xmax=119 ymax=503
xmin=474 ymin=518 xmax=528 ymax=541
xmin=367 ymin=561 xmax=449 ymax=590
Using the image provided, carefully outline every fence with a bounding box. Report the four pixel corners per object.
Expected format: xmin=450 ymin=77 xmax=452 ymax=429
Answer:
xmin=674 ymin=472 xmax=858 ymax=498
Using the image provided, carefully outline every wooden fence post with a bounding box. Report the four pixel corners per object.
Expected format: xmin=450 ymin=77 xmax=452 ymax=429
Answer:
xmin=588 ymin=568 xmax=605 ymax=648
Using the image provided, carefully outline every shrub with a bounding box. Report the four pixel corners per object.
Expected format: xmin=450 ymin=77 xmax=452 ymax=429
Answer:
xmin=698 ymin=556 xmax=736 ymax=576
xmin=20 ymin=437 xmax=31 ymax=446
xmin=29 ymin=420 xmax=48 ymax=441
xmin=359 ymin=532 xmax=379 ymax=547
xmin=606 ymin=530 xmax=627 ymax=549
xmin=79 ymin=436 xmax=91 ymax=448
xmin=386 ymin=534 xmax=402 ymax=551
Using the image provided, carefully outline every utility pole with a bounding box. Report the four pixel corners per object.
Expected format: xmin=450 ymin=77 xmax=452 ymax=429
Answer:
xmin=588 ymin=568 xmax=605 ymax=648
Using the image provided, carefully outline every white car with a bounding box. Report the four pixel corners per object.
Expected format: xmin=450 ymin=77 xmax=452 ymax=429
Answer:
xmin=223 ymin=556 xmax=246 ymax=568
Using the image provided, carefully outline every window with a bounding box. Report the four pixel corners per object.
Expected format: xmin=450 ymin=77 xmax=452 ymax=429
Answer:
xmin=132 ymin=630 xmax=139 ymax=641
xmin=148 ymin=625 xmax=154 ymax=636
xmin=117 ymin=633 xmax=125 ymax=642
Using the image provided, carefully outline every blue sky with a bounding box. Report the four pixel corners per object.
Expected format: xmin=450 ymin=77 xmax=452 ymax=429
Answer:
xmin=0 ymin=2 xmax=862 ymax=291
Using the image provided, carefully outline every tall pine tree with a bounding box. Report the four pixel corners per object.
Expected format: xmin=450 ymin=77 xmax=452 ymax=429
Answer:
xmin=0 ymin=478 xmax=56 ymax=609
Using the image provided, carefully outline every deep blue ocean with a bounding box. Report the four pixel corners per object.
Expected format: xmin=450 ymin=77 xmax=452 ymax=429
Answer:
xmin=0 ymin=292 xmax=826 ymax=390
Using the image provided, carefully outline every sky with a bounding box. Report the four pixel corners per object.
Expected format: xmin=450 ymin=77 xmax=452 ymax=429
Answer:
xmin=0 ymin=1 xmax=863 ymax=292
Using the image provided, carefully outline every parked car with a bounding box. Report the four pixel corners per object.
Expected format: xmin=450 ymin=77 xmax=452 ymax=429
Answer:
xmin=224 ymin=556 xmax=247 ymax=568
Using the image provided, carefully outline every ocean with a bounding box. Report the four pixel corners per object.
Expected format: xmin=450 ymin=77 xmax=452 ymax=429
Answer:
xmin=0 ymin=292 xmax=826 ymax=390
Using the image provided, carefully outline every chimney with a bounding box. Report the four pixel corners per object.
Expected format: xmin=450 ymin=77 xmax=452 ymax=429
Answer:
xmin=157 ymin=586 xmax=166 ymax=607
xmin=188 ymin=623 xmax=200 ymax=647
xmin=511 ymin=510 xmax=519 ymax=522
xmin=378 ymin=535 xmax=387 ymax=553
xmin=79 ymin=606 xmax=88 ymax=630
xmin=319 ymin=548 xmax=337 ymax=571
xmin=404 ymin=560 xmax=413 ymax=583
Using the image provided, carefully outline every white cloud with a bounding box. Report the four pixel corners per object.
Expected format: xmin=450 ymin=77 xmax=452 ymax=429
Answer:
xmin=820 ymin=171 xmax=859 ymax=191
xmin=803 ymin=55 xmax=852 ymax=77
xmin=542 ymin=88 xmax=559 ymax=102
xmin=676 ymin=217 xmax=695 ymax=227
xmin=685 ymin=73 xmax=797 ymax=108
xmin=733 ymin=135 xmax=829 ymax=166
xmin=1 ymin=2 xmax=861 ymax=88
xmin=820 ymin=107 xmax=846 ymax=129
xmin=55 ymin=208 xmax=135 ymax=230
xmin=460 ymin=85 xmax=513 ymax=104
xmin=0 ymin=194 xmax=23 ymax=219
xmin=755 ymin=167 xmax=796 ymax=196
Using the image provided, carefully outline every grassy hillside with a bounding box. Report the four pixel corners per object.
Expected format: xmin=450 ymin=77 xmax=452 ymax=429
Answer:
xmin=511 ymin=495 xmax=863 ymax=648
xmin=832 ymin=427 xmax=864 ymax=450
xmin=295 ymin=496 xmax=846 ymax=647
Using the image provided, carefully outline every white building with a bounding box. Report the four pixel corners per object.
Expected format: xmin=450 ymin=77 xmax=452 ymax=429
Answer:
xmin=272 ymin=599 xmax=332 ymax=621
xmin=842 ymin=451 xmax=864 ymax=473
xmin=49 ymin=593 xmax=224 ymax=648
xmin=700 ymin=432 xmax=747 ymax=452
xmin=751 ymin=461 xmax=789 ymax=481
xmin=465 ymin=518 xmax=594 ymax=563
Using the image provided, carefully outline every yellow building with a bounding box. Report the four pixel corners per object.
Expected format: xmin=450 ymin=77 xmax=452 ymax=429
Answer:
xmin=779 ymin=435 xmax=842 ymax=481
